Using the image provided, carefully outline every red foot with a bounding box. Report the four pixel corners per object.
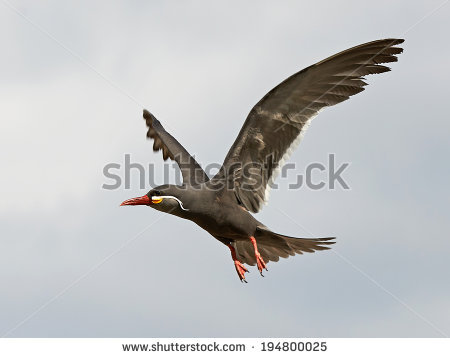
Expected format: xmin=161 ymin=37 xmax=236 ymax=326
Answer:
xmin=250 ymin=236 xmax=268 ymax=276
xmin=227 ymin=244 xmax=249 ymax=283
xmin=233 ymin=260 xmax=249 ymax=283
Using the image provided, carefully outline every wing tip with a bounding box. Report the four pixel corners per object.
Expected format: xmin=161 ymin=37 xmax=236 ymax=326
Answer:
xmin=143 ymin=109 xmax=161 ymax=128
xmin=386 ymin=38 xmax=404 ymax=44
xmin=143 ymin=108 xmax=153 ymax=121
xmin=375 ymin=38 xmax=405 ymax=46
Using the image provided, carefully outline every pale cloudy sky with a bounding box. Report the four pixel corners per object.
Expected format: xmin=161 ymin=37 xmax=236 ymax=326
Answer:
xmin=1 ymin=0 xmax=449 ymax=337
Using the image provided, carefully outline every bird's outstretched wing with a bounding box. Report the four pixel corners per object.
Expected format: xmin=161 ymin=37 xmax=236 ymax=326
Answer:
xmin=214 ymin=39 xmax=404 ymax=212
xmin=143 ymin=109 xmax=209 ymax=185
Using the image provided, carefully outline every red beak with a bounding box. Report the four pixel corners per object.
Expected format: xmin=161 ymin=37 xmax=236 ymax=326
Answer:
xmin=120 ymin=195 xmax=151 ymax=206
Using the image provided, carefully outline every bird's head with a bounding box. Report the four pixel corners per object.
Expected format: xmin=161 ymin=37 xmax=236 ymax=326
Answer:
xmin=120 ymin=184 xmax=190 ymax=215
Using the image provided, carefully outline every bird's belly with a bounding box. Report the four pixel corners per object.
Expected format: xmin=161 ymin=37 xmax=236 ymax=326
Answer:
xmin=190 ymin=207 xmax=256 ymax=240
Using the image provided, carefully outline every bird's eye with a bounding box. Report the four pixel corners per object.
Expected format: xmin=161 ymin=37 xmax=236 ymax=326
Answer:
xmin=152 ymin=197 xmax=163 ymax=204
xmin=151 ymin=191 xmax=163 ymax=204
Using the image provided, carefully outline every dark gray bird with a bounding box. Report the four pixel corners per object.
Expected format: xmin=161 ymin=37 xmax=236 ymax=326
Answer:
xmin=121 ymin=38 xmax=404 ymax=282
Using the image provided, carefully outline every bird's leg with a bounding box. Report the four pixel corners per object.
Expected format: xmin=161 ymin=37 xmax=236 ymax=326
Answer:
xmin=227 ymin=244 xmax=249 ymax=283
xmin=249 ymin=236 xmax=268 ymax=276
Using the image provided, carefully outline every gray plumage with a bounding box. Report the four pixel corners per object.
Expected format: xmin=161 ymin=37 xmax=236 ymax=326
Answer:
xmin=122 ymin=39 xmax=404 ymax=280
xmin=214 ymin=38 xmax=404 ymax=212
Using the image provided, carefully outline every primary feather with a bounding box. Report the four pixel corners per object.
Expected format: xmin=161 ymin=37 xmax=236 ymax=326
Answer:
xmin=214 ymin=39 xmax=404 ymax=212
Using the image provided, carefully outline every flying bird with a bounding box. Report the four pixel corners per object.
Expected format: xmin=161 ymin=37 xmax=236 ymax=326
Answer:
xmin=121 ymin=38 xmax=404 ymax=282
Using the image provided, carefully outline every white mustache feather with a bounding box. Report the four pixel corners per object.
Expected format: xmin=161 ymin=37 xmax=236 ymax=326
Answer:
xmin=152 ymin=196 xmax=189 ymax=211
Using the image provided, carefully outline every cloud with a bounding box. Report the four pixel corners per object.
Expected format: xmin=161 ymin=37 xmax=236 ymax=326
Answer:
xmin=1 ymin=0 xmax=449 ymax=337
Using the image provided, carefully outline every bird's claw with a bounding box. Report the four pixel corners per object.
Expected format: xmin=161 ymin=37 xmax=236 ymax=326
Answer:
xmin=250 ymin=236 xmax=267 ymax=277
xmin=234 ymin=260 xmax=249 ymax=282
xmin=255 ymin=252 xmax=267 ymax=276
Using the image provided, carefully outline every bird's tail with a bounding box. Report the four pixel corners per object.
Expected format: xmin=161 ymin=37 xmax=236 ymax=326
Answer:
xmin=233 ymin=226 xmax=335 ymax=266
xmin=261 ymin=229 xmax=335 ymax=253
xmin=245 ymin=226 xmax=335 ymax=265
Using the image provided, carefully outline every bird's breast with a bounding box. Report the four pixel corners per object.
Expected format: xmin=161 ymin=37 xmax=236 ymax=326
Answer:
xmin=189 ymin=201 xmax=257 ymax=239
